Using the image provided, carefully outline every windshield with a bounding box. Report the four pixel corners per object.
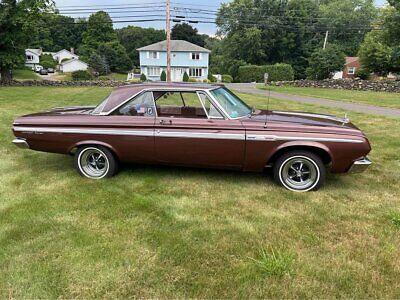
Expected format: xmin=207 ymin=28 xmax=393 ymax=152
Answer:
xmin=92 ymin=94 xmax=111 ymax=115
xmin=210 ymin=87 xmax=252 ymax=118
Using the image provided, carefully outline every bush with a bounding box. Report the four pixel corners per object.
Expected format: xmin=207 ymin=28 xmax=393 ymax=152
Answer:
xmin=40 ymin=54 xmax=57 ymax=69
xmin=237 ymin=64 xmax=294 ymax=83
xmin=140 ymin=73 xmax=147 ymax=81
xmin=183 ymin=72 xmax=189 ymax=82
xmin=222 ymin=74 xmax=233 ymax=83
xmin=355 ymin=68 xmax=370 ymax=80
xmin=188 ymin=77 xmax=198 ymax=82
xmin=71 ymin=70 xmax=93 ymax=81
xmin=208 ymin=73 xmax=217 ymax=83
xmin=306 ymin=45 xmax=345 ymax=80
xmin=160 ymin=70 xmax=166 ymax=81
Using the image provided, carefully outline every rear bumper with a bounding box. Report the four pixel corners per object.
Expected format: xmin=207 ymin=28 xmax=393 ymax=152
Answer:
xmin=348 ymin=156 xmax=372 ymax=173
xmin=12 ymin=138 xmax=30 ymax=149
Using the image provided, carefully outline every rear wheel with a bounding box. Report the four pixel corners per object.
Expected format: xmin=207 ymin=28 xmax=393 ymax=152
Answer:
xmin=273 ymin=151 xmax=326 ymax=192
xmin=75 ymin=146 xmax=118 ymax=179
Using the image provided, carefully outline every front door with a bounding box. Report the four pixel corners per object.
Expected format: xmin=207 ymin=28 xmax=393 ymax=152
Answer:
xmin=153 ymin=90 xmax=245 ymax=169
xmin=171 ymin=68 xmax=184 ymax=82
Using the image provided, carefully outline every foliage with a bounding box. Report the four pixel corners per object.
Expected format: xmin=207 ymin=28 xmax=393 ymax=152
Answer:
xmin=249 ymin=247 xmax=295 ymax=277
xmin=222 ymin=74 xmax=234 ymax=83
xmin=97 ymin=41 xmax=132 ymax=72
xmin=237 ymin=64 xmax=295 ymax=82
xmin=208 ymin=72 xmax=217 ymax=83
xmin=358 ymin=31 xmax=392 ymax=75
xmin=188 ymin=77 xmax=199 ymax=82
xmin=71 ymin=70 xmax=93 ymax=81
xmin=388 ymin=210 xmax=400 ymax=228
xmin=88 ymin=53 xmax=110 ymax=76
xmin=183 ymin=71 xmax=189 ymax=82
xmin=355 ymin=68 xmax=370 ymax=80
xmin=40 ymin=54 xmax=57 ymax=69
xmin=116 ymin=26 xmax=165 ymax=67
xmin=0 ymin=0 xmax=53 ymax=83
xmin=306 ymin=45 xmax=345 ymax=80
xmin=140 ymin=73 xmax=147 ymax=81
xmin=171 ymin=23 xmax=206 ymax=47
xmin=160 ymin=70 xmax=166 ymax=82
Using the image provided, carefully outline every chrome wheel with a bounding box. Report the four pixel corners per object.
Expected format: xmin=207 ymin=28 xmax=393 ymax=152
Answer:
xmin=279 ymin=155 xmax=320 ymax=192
xmin=78 ymin=147 xmax=110 ymax=179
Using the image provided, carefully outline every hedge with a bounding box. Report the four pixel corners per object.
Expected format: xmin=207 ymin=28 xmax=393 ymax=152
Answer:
xmin=71 ymin=70 xmax=93 ymax=81
xmin=237 ymin=63 xmax=294 ymax=83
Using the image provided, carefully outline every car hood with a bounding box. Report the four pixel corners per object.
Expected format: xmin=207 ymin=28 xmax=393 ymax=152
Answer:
xmin=242 ymin=109 xmax=365 ymax=136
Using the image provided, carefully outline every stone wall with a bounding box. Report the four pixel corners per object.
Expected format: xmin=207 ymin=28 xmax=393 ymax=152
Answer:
xmin=271 ymin=79 xmax=400 ymax=93
xmin=0 ymin=80 xmax=130 ymax=87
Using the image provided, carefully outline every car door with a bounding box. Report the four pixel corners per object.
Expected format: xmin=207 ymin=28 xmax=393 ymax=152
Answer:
xmin=104 ymin=91 xmax=156 ymax=164
xmin=154 ymin=90 xmax=246 ymax=169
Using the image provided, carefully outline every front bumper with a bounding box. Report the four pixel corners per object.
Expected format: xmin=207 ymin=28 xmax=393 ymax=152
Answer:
xmin=12 ymin=138 xmax=29 ymax=149
xmin=348 ymin=156 xmax=372 ymax=173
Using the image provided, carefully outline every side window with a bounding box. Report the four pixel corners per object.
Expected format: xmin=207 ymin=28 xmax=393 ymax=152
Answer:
xmin=115 ymin=92 xmax=155 ymax=117
xmin=198 ymin=92 xmax=224 ymax=119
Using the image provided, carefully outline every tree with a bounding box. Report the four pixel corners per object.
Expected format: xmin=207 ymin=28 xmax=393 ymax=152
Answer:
xmin=160 ymin=70 xmax=166 ymax=81
xmin=88 ymin=53 xmax=109 ymax=75
xmin=116 ymin=26 xmax=165 ymax=67
xmin=97 ymin=41 xmax=132 ymax=72
xmin=40 ymin=54 xmax=57 ymax=69
xmin=140 ymin=73 xmax=147 ymax=81
xmin=358 ymin=31 xmax=392 ymax=75
xmin=183 ymin=72 xmax=189 ymax=82
xmin=306 ymin=45 xmax=345 ymax=80
xmin=171 ymin=23 xmax=206 ymax=47
xmin=0 ymin=0 xmax=53 ymax=83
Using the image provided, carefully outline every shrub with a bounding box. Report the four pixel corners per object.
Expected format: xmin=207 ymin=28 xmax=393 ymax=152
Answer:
xmin=71 ymin=70 xmax=93 ymax=81
xmin=306 ymin=45 xmax=345 ymax=80
xmin=188 ymin=77 xmax=198 ymax=82
xmin=160 ymin=70 xmax=166 ymax=81
xmin=222 ymin=74 xmax=233 ymax=83
xmin=40 ymin=54 xmax=57 ymax=69
xmin=208 ymin=73 xmax=217 ymax=83
xmin=183 ymin=72 xmax=189 ymax=82
xmin=140 ymin=73 xmax=147 ymax=81
xmin=355 ymin=68 xmax=370 ymax=80
xmin=237 ymin=63 xmax=294 ymax=83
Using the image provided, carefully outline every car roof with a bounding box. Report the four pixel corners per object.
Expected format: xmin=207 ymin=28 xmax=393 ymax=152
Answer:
xmin=101 ymin=83 xmax=224 ymax=113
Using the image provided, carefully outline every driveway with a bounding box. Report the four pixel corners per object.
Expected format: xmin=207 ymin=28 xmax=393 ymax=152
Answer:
xmin=227 ymin=83 xmax=400 ymax=118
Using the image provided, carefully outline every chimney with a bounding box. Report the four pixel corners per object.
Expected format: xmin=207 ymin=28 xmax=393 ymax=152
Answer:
xmin=70 ymin=47 xmax=74 ymax=55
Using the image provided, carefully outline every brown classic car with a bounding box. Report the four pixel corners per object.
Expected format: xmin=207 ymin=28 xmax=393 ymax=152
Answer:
xmin=12 ymin=83 xmax=372 ymax=192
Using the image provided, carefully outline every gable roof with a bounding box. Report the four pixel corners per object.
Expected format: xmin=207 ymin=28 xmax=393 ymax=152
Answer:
xmin=345 ymin=57 xmax=359 ymax=65
xmin=137 ymin=40 xmax=210 ymax=53
xmin=26 ymin=49 xmax=42 ymax=56
xmin=54 ymin=49 xmax=78 ymax=57
xmin=60 ymin=58 xmax=87 ymax=66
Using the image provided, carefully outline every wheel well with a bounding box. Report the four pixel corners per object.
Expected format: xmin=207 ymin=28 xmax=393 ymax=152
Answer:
xmin=70 ymin=143 xmax=119 ymax=161
xmin=267 ymin=146 xmax=332 ymax=166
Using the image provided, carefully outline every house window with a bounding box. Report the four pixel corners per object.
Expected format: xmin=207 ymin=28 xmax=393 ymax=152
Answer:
xmin=191 ymin=53 xmax=200 ymax=60
xmin=149 ymin=51 xmax=158 ymax=59
xmin=348 ymin=67 xmax=356 ymax=75
xmin=26 ymin=55 xmax=33 ymax=61
xmin=148 ymin=67 xmax=161 ymax=77
xmin=189 ymin=68 xmax=203 ymax=77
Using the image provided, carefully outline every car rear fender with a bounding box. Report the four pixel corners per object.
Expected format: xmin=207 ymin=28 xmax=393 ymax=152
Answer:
xmin=68 ymin=140 xmax=120 ymax=159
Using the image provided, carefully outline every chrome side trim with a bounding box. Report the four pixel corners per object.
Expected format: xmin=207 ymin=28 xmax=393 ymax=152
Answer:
xmin=12 ymin=138 xmax=30 ymax=149
xmin=13 ymin=127 xmax=154 ymax=137
xmin=246 ymin=134 xmax=364 ymax=144
xmin=156 ymin=131 xmax=245 ymax=140
xmin=348 ymin=156 xmax=372 ymax=173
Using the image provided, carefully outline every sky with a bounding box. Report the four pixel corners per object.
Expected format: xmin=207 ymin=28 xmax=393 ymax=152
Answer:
xmin=54 ymin=0 xmax=387 ymax=35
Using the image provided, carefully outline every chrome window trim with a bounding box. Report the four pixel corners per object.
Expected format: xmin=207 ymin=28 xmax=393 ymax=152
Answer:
xmin=196 ymin=91 xmax=225 ymax=120
xmin=205 ymin=88 xmax=251 ymax=120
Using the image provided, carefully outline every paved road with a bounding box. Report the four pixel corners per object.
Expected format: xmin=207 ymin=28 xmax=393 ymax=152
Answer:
xmin=227 ymin=83 xmax=400 ymax=118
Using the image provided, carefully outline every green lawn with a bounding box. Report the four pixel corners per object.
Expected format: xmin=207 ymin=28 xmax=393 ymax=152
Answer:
xmin=12 ymin=69 xmax=42 ymax=81
xmin=259 ymin=84 xmax=400 ymax=109
xmin=98 ymin=73 xmax=128 ymax=81
xmin=0 ymin=87 xmax=399 ymax=298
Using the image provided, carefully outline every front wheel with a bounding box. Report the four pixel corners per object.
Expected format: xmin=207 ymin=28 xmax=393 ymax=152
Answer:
xmin=273 ymin=151 xmax=326 ymax=192
xmin=75 ymin=146 xmax=118 ymax=179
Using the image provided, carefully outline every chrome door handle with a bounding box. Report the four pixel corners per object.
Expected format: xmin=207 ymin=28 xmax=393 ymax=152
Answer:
xmin=159 ymin=120 xmax=172 ymax=125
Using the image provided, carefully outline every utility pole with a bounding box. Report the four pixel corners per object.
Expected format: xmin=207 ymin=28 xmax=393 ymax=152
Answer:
xmin=323 ymin=30 xmax=329 ymax=50
xmin=166 ymin=0 xmax=171 ymax=82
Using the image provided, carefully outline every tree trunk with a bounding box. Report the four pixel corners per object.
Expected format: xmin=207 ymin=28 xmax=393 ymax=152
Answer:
xmin=0 ymin=68 xmax=13 ymax=84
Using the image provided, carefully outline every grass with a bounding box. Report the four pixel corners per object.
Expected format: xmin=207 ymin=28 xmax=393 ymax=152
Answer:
xmin=98 ymin=73 xmax=128 ymax=81
xmin=12 ymin=69 xmax=42 ymax=81
xmin=0 ymin=86 xmax=400 ymax=298
xmin=388 ymin=211 xmax=400 ymax=228
xmin=258 ymin=84 xmax=400 ymax=109
xmin=249 ymin=247 xmax=295 ymax=277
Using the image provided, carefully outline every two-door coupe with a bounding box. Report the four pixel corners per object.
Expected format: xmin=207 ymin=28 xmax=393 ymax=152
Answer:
xmin=12 ymin=83 xmax=372 ymax=192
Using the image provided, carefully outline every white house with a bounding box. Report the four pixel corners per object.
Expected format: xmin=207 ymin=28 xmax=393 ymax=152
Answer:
xmin=59 ymin=59 xmax=88 ymax=73
xmin=137 ymin=40 xmax=210 ymax=82
xmin=25 ymin=48 xmax=42 ymax=67
xmin=51 ymin=48 xmax=79 ymax=64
